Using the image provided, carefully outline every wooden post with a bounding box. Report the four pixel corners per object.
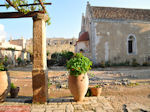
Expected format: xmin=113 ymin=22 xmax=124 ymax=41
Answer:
xmin=32 ymin=13 xmax=48 ymax=103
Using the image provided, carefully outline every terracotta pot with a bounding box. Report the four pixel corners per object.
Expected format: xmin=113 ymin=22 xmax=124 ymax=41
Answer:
xmin=68 ymin=73 xmax=89 ymax=102
xmin=0 ymin=71 xmax=10 ymax=102
xmin=91 ymin=87 xmax=102 ymax=96
xmin=10 ymin=87 xmax=19 ymax=98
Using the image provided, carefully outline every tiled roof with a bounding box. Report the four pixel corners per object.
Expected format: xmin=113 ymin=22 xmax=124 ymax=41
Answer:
xmin=91 ymin=6 xmax=150 ymax=21
xmin=78 ymin=32 xmax=89 ymax=42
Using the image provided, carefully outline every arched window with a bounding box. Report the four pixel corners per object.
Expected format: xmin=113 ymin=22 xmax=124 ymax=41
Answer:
xmin=127 ymin=35 xmax=137 ymax=55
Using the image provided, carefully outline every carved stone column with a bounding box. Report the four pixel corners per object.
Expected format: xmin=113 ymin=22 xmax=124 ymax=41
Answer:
xmin=32 ymin=13 xmax=48 ymax=103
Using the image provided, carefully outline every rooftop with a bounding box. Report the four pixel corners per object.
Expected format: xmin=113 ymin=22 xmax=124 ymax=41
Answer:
xmin=90 ymin=6 xmax=150 ymax=21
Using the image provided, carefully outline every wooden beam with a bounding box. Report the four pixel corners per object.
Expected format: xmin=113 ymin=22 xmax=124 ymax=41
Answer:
xmin=38 ymin=0 xmax=46 ymax=13
xmin=0 ymin=3 xmax=52 ymax=7
xmin=0 ymin=11 xmax=44 ymax=19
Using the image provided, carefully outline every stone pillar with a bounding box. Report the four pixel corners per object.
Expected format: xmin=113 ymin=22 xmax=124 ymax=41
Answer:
xmin=27 ymin=52 xmax=30 ymax=61
xmin=32 ymin=13 xmax=48 ymax=103
xmin=12 ymin=50 xmax=15 ymax=66
xmin=21 ymin=51 xmax=24 ymax=62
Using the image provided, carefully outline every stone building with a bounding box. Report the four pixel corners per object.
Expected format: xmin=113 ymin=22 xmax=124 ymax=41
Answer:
xmin=46 ymin=38 xmax=77 ymax=58
xmin=0 ymin=40 xmax=30 ymax=66
xmin=26 ymin=38 xmax=77 ymax=59
xmin=76 ymin=2 xmax=150 ymax=65
xmin=9 ymin=37 xmax=26 ymax=49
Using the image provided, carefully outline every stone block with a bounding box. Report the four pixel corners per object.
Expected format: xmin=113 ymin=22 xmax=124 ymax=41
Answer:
xmin=32 ymin=70 xmax=48 ymax=103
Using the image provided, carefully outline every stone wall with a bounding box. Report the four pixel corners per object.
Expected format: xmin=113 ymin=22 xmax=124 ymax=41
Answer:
xmin=9 ymin=38 xmax=26 ymax=49
xmin=26 ymin=38 xmax=77 ymax=59
xmin=92 ymin=20 xmax=150 ymax=65
xmin=76 ymin=41 xmax=89 ymax=53
xmin=0 ymin=49 xmax=30 ymax=65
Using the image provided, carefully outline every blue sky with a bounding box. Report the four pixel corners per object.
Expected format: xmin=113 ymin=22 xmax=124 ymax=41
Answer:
xmin=0 ymin=0 xmax=150 ymax=41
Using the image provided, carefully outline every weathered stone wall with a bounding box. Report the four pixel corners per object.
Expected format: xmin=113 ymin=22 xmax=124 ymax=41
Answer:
xmin=0 ymin=49 xmax=29 ymax=65
xmin=92 ymin=20 xmax=150 ymax=65
xmin=47 ymin=44 xmax=75 ymax=59
xmin=76 ymin=41 xmax=89 ymax=53
xmin=26 ymin=38 xmax=77 ymax=59
xmin=47 ymin=38 xmax=77 ymax=58
xmin=9 ymin=38 xmax=26 ymax=49
xmin=0 ymin=42 xmax=22 ymax=51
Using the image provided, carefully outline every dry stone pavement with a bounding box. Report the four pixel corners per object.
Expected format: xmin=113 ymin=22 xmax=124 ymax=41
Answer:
xmin=0 ymin=96 xmax=114 ymax=112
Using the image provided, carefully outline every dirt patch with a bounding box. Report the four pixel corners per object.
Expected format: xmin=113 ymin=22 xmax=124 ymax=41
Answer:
xmin=8 ymin=66 xmax=150 ymax=111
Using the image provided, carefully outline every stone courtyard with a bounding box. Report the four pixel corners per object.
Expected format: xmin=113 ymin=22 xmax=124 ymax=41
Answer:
xmin=0 ymin=97 xmax=114 ymax=112
xmin=1 ymin=65 xmax=149 ymax=112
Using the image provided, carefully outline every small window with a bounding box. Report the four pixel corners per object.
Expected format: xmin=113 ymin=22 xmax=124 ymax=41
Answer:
xmin=128 ymin=40 xmax=133 ymax=53
xmin=127 ymin=35 xmax=137 ymax=55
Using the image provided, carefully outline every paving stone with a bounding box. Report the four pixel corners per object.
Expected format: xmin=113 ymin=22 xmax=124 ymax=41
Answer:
xmin=52 ymin=109 xmax=64 ymax=112
xmin=46 ymin=104 xmax=57 ymax=108
xmin=65 ymin=104 xmax=74 ymax=112
xmin=73 ymin=104 xmax=84 ymax=110
xmin=57 ymin=104 xmax=66 ymax=109
xmin=0 ymin=105 xmax=31 ymax=112
xmin=0 ymin=96 xmax=115 ymax=112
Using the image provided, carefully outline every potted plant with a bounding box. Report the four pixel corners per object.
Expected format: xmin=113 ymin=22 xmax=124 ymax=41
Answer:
xmin=0 ymin=59 xmax=10 ymax=102
xmin=10 ymin=83 xmax=19 ymax=98
xmin=67 ymin=53 xmax=92 ymax=101
xmin=90 ymin=85 xmax=102 ymax=96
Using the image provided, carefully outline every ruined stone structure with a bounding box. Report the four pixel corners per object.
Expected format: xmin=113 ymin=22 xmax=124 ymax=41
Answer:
xmin=76 ymin=2 xmax=150 ymax=65
xmin=46 ymin=38 xmax=77 ymax=58
xmin=26 ymin=38 xmax=77 ymax=59
xmin=9 ymin=37 xmax=26 ymax=49
xmin=0 ymin=41 xmax=30 ymax=66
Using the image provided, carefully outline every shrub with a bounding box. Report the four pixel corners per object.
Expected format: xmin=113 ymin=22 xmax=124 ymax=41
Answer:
xmin=48 ymin=51 xmax=74 ymax=66
xmin=3 ymin=56 xmax=8 ymax=67
xmin=0 ymin=58 xmax=7 ymax=71
xmin=17 ymin=57 xmax=22 ymax=65
xmin=0 ymin=63 xmax=5 ymax=71
xmin=66 ymin=53 xmax=92 ymax=76
xmin=47 ymin=59 xmax=56 ymax=67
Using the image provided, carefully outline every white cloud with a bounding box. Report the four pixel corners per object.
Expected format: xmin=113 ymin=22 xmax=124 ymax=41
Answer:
xmin=0 ymin=24 xmax=7 ymax=42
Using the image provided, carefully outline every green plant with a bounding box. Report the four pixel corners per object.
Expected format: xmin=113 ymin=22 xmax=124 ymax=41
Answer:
xmin=0 ymin=58 xmax=8 ymax=71
xmin=94 ymin=85 xmax=102 ymax=88
xmin=11 ymin=83 xmax=16 ymax=89
xmin=128 ymin=82 xmax=139 ymax=87
xmin=66 ymin=53 xmax=92 ymax=76
xmin=89 ymin=73 xmax=95 ymax=77
xmin=6 ymin=47 xmax=16 ymax=51
xmin=48 ymin=51 xmax=74 ymax=66
xmin=0 ymin=63 xmax=5 ymax=71
xmin=47 ymin=51 xmax=50 ymax=56
xmin=4 ymin=0 xmax=51 ymax=25
xmin=17 ymin=57 xmax=22 ymax=65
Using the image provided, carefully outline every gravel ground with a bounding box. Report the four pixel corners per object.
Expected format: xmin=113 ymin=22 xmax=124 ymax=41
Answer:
xmin=7 ymin=65 xmax=150 ymax=112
